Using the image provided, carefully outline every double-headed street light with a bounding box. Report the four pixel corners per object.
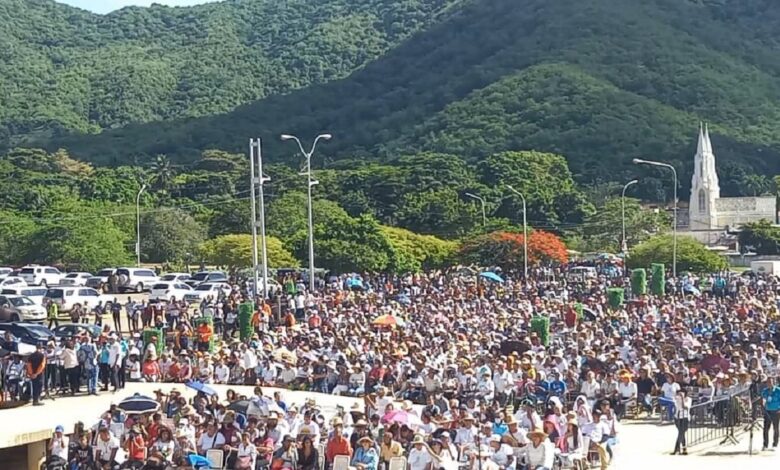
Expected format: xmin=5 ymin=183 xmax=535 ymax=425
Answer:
xmin=633 ymin=158 xmax=678 ymax=278
xmin=464 ymin=192 xmax=487 ymax=227
xmin=505 ymin=185 xmax=528 ymax=279
xmin=281 ymin=133 xmax=332 ymax=292
xmin=621 ymin=179 xmax=639 ymax=255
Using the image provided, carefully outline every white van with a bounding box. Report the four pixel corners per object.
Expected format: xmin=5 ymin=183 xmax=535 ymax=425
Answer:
xmin=567 ymin=266 xmax=598 ymax=282
xmin=19 ymin=265 xmax=63 ymax=287
xmin=1 ymin=287 xmax=49 ymax=305
xmin=43 ymin=287 xmax=114 ymax=312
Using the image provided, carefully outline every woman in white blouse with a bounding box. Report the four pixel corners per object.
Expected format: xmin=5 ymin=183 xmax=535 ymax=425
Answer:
xmin=233 ymin=432 xmax=258 ymax=470
xmin=558 ymin=418 xmax=584 ymax=469
xmin=153 ymin=427 xmax=176 ymax=463
xmin=581 ymin=372 xmax=600 ymax=407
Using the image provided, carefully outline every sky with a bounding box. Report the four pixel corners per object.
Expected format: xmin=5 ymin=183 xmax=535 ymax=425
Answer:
xmin=58 ymin=0 xmax=219 ymax=14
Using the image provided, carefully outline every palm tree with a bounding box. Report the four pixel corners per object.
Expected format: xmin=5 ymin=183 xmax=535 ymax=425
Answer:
xmin=150 ymin=154 xmax=174 ymax=191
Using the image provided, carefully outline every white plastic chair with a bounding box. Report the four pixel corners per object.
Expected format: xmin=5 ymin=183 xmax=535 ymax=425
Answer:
xmin=206 ymin=448 xmax=225 ymax=469
xmin=333 ymin=454 xmax=351 ymax=470
xmin=388 ymin=456 xmax=407 ymax=470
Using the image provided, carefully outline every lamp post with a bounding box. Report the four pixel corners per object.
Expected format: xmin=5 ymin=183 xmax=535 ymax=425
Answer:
xmin=281 ymin=133 xmax=332 ymax=292
xmin=633 ymin=158 xmax=678 ymax=277
xmin=505 ymin=185 xmax=528 ymax=279
xmin=621 ymin=179 xmax=639 ymax=255
xmin=249 ymin=139 xmax=272 ymax=300
xmin=135 ymin=183 xmax=146 ymax=267
xmin=465 ymin=192 xmax=487 ymax=226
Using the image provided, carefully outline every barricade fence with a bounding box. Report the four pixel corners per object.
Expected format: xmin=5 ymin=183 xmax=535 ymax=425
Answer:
xmin=686 ymin=386 xmax=758 ymax=447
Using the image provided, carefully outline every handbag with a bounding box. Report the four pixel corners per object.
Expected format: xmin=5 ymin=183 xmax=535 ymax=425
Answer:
xmin=235 ymin=455 xmax=253 ymax=470
xmin=271 ymin=457 xmax=285 ymax=470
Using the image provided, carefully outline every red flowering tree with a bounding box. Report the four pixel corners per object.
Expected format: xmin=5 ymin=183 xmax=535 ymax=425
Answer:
xmin=459 ymin=230 xmax=568 ymax=268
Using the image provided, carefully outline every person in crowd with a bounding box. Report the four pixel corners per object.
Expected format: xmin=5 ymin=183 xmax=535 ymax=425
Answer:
xmin=672 ymin=388 xmax=692 ymax=455
xmin=351 ymin=436 xmax=378 ymax=470
xmin=762 ymin=376 xmax=780 ymax=451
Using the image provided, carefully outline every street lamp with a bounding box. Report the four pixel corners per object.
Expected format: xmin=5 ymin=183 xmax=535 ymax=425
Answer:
xmin=621 ymin=179 xmax=639 ymax=254
xmin=135 ymin=183 xmax=147 ymax=266
xmin=464 ymin=192 xmax=487 ymax=227
xmin=505 ymin=185 xmax=528 ymax=279
xmin=281 ymin=133 xmax=332 ymax=292
xmin=633 ymin=158 xmax=678 ymax=277
xmin=250 ymin=138 xmax=272 ymax=300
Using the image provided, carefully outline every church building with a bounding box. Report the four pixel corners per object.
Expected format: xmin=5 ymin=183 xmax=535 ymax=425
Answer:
xmin=683 ymin=124 xmax=776 ymax=244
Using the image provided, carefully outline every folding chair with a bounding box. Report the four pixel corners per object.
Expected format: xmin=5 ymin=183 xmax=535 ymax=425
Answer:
xmin=317 ymin=444 xmax=326 ymax=470
xmin=206 ymin=448 xmax=225 ymax=469
xmin=388 ymin=456 xmax=407 ymax=470
xmin=333 ymin=455 xmax=351 ymax=470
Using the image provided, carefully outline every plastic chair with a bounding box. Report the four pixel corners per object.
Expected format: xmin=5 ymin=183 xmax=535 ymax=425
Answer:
xmin=333 ymin=455 xmax=351 ymax=470
xmin=206 ymin=448 xmax=225 ymax=469
xmin=388 ymin=456 xmax=407 ymax=470
xmin=317 ymin=444 xmax=326 ymax=470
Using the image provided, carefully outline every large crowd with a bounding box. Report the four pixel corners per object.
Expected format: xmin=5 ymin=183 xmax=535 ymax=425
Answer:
xmin=5 ymin=262 xmax=780 ymax=470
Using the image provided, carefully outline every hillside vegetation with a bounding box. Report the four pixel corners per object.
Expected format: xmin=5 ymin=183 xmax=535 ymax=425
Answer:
xmin=28 ymin=0 xmax=780 ymax=197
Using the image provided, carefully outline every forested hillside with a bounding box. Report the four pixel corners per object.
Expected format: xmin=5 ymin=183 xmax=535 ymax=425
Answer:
xmin=0 ymin=0 xmax=456 ymax=140
xmin=35 ymin=0 xmax=780 ymax=198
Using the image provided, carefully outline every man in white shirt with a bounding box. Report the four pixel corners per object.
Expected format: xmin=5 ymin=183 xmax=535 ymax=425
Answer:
xmin=493 ymin=363 xmax=514 ymax=405
xmin=197 ymin=422 xmax=226 ymax=455
xmin=488 ymin=434 xmax=514 ymax=468
xmin=49 ymin=425 xmax=69 ymax=461
xmin=94 ymin=426 xmax=119 ymax=467
xmin=214 ymin=358 xmax=230 ymax=384
xmin=107 ymin=336 xmax=124 ymax=392
xmin=408 ymin=435 xmax=432 ymax=470
xmin=522 ymin=428 xmax=554 ymax=470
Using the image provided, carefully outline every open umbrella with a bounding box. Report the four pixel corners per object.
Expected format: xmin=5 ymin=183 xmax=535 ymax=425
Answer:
xmin=479 ymin=271 xmax=504 ymax=283
xmin=373 ymin=314 xmax=405 ymax=327
xmin=186 ymin=380 xmax=218 ymax=396
xmin=381 ymin=410 xmax=422 ymax=427
xmin=117 ymin=393 xmax=160 ymax=415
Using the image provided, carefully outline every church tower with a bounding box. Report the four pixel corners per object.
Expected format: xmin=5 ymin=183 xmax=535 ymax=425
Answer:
xmin=689 ymin=123 xmax=720 ymax=230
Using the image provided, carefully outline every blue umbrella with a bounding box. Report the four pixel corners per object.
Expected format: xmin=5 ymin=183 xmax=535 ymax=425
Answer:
xmin=188 ymin=453 xmax=211 ymax=468
xmin=186 ymin=380 xmax=218 ymax=396
xmin=479 ymin=271 xmax=505 ymax=283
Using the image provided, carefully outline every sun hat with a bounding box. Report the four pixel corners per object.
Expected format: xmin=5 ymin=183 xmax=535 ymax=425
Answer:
xmin=358 ymin=436 xmax=374 ymax=445
xmin=528 ymin=427 xmax=548 ymax=439
xmin=412 ymin=434 xmax=425 ymax=445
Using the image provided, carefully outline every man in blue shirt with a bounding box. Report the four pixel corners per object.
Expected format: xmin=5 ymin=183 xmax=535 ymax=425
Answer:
xmin=761 ymin=376 xmax=780 ymax=450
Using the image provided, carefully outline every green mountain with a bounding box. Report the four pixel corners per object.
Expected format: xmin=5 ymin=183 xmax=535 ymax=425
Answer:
xmin=0 ymin=0 xmax=456 ymax=139
xmin=6 ymin=0 xmax=780 ymax=195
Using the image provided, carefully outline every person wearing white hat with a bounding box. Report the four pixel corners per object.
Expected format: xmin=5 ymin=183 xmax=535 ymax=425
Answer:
xmin=521 ymin=427 xmax=553 ymax=470
xmin=408 ymin=435 xmax=431 ymax=470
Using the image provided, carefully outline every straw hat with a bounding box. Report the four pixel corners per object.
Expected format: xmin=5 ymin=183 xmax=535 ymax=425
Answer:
xmin=412 ymin=434 xmax=425 ymax=445
xmin=180 ymin=405 xmax=195 ymax=416
xmin=357 ymin=436 xmax=374 ymax=445
xmin=528 ymin=427 xmax=548 ymax=439
xmin=331 ymin=417 xmax=343 ymax=426
xmin=355 ymin=419 xmax=368 ymax=427
xmin=401 ymin=400 xmax=413 ymax=411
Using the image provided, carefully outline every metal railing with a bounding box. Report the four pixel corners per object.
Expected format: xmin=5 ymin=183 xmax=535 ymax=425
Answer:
xmin=686 ymin=386 xmax=754 ymax=447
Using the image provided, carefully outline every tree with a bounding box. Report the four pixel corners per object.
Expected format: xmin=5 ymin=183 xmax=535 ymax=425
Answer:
xmin=297 ymin=213 xmax=396 ymax=273
xmin=150 ymin=154 xmax=174 ymax=191
xmin=394 ymin=188 xmax=481 ymax=238
xmin=380 ymin=226 xmax=458 ymax=272
xmin=459 ymin=230 xmax=568 ymax=269
xmin=740 ymin=173 xmax=773 ymax=196
xmin=627 ymin=235 xmax=728 ymax=272
xmin=738 ymin=219 xmax=780 ymax=255
xmin=140 ymin=209 xmax=207 ymax=263
xmin=266 ymin=192 xmax=349 ymax=244
xmin=0 ymin=211 xmax=36 ymax=265
xmin=580 ymin=197 xmax=670 ymax=252
xmin=199 ymin=234 xmax=299 ymax=273
xmin=26 ymin=218 xmax=132 ymax=272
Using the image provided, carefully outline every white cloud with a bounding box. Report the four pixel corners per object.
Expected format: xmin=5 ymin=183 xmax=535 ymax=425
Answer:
xmin=58 ymin=0 xmax=220 ymax=14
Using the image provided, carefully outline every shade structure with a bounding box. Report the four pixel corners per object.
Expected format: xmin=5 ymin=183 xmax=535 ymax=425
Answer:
xmin=117 ymin=393 xmax=160 ymax=415
xmin=372 ymin=314 xmax=405 ymax=327
xmin=479 ymin=271 xmax=504 ymax=283
xmin=186 ymin=380 xmax=218 ymax=396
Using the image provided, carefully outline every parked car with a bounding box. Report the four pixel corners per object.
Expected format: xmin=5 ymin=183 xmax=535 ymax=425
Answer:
xmin=115 ymin=267 xmax=159 ymax=293
xmin=60 ymin=272 xmax=93 ymax=286
xmin=1 ymin=287 xmax=48 ymax=305
xmin=0 ymin=295 xmax=46 ymax=322
xmin=185 ymin=271 xmax=228 ymax=288
xmin=149 ymin=282 xmax=193 ymax=302
xmin=0 ymin=276 xmax=28 ymax=288
xmin=183 ymin=282 xmax=231 ymax=303
xmin=0 ymin=323 xmax=54 ymax=346
xmin=0 ymin=267 xmax=13 ymax=280
xmin=44 ymin=287 xmax=114 ymax=312
xmin=159 ymin=273 xmax=191 ymax=283
xmin=52 ymin=324 xmax=102 ymax=341
xmin=85 ymin=268 xmax=116 ymax=292
xmin=19 ymin=265 xmax=63 ymax=287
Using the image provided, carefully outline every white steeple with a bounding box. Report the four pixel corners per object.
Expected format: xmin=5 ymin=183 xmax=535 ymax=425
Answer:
xmin=689 ymin=122 xmax=720 ymax=230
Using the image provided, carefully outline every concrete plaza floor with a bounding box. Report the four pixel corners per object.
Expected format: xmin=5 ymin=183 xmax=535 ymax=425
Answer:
xmin=0 ymin=382 xmax=777 ymax=469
